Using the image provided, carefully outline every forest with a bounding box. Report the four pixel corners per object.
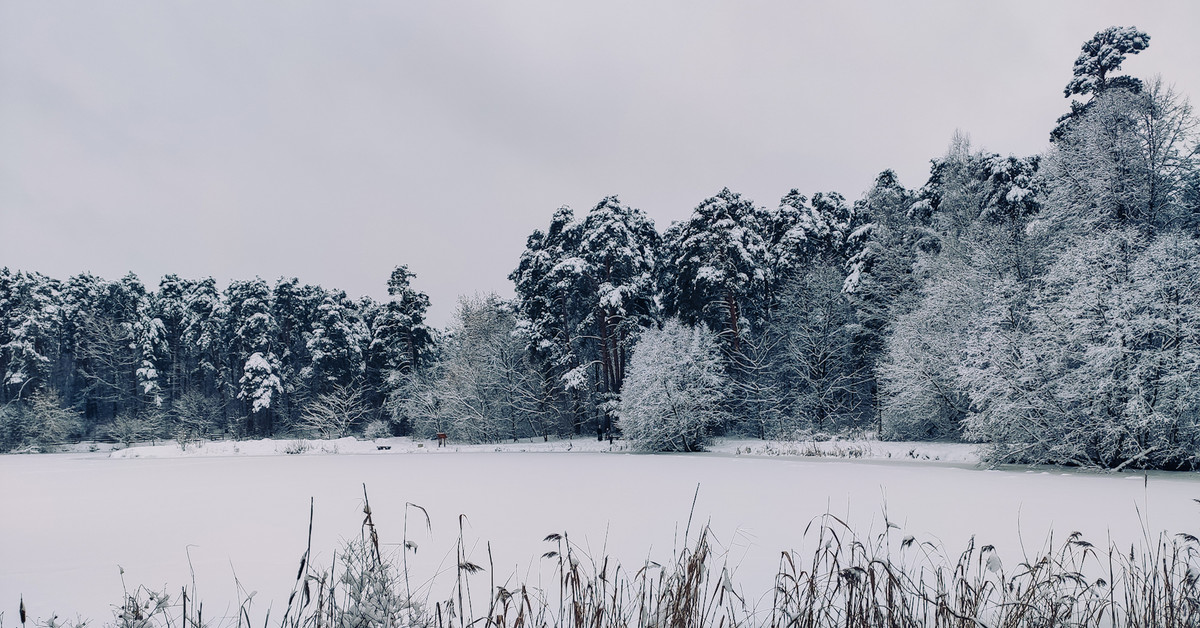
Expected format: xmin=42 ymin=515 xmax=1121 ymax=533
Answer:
xmin=2 ymin=26 xmax=1199 ymax=469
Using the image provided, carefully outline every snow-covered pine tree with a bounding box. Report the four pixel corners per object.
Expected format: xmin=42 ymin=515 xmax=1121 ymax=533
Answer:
xmin=370 ymin=267 xmax=433 ymax=384
xmin=149 ymin=275 xmax=190 ymax=405
xmin=762 ymin=190 xmax=859 ymax=309
xmin=70 ymin=273 xmax=154 ymax=427
xmin=180 ymin=277 xmax=227 ymax=405
xmin=304 ymin=288 xmax=368 ymax=397
xmin=369 ymin=266 xmax=434 ymax=435
xmin=577 ymin=196 xmax=660 ymax=433
xmin=510 ymin=206 xmax=593 ymax=434
xmin=841 ymin=171 xmax=925 ymax=432
xmin=1054 ymin=26 xmax=1151 ymax=141
xmin=659 ymin=188 xmax=769 ymax=354
xmin=0 ymin=269 xmax=61 ymax=404
xmin=225 ymin=278 xmax=282 ymax=435
xmin=270 ymin=277 xmax=324 ymax=425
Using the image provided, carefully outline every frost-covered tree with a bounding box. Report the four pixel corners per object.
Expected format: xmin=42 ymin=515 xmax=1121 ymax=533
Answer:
xmin=304 ymin=289 xmax=368 ymax=395
xmin=0 ymin=269 xmax=61 ymax=404
xmin=368 ymin=266 xmax=434 ymax=431
xmin=298 ymin=380 xmax=371 ymax=439
xmin=659 ymin=188 xmax=769 ymax=353
xmin=617 ymin=320 xmax=728 ymax=452
xmin=770 ymin=265 xmax=870 ymax=435
xmin=69 ymin=273 xmax=157 ymax=427
xmin=740 ymin=189 xmax=866 ymax=438
xmin=965 ymin=229 xmax=1200 ymax=469
xmin=226 ymin=279 xmax=282 ymax=434
xmin=401 ymin=295 xmax=544 ymax=442
xmin=1054 ymin=26 xmax=1150 ymax=140
xmin=169 ymin=389 xmax=227 ymax=442
xmin=1047 ymin=78 xmax=1199 ymax=233
xmin=17 ymin=389 xmax=82 ymax=451
xmin=878 ymin=261 xmax=979 ymax=440
xmin=510 ymin=206 xmax=596 ymax=434
xmin=877 ymin=138 xmax=1046 ymax=440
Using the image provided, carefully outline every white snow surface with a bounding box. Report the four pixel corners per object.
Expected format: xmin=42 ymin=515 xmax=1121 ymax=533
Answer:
xmin=3 ymin=437 xmax=1198 ymax=625
xmin=98 ymin=435 xmax=979 ymax=462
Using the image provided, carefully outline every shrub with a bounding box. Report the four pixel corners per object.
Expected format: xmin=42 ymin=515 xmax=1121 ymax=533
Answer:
xmin=363 ymin=419 xmax=391 ymax=440
xmin=617 ymin=320 xmax=728 ymax=452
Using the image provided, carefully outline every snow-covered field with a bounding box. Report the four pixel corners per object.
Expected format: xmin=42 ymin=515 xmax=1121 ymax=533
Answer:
xmin=2 ymin=437 xmax=1197 ymax=625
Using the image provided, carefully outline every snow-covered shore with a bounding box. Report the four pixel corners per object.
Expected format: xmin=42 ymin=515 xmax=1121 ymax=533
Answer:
xmin=98 ymin=434 xmax=980 ymax=464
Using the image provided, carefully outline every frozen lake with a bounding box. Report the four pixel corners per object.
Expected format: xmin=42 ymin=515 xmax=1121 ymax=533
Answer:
xmin=3 ymin=447 xmax=1198 ymax=624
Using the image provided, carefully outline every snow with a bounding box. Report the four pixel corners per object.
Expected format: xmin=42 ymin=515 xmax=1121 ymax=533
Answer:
xmin=2 ymin=439 xmax=1197 ymax=625
xmin=95 ymin=436 xmax=977 ymax=463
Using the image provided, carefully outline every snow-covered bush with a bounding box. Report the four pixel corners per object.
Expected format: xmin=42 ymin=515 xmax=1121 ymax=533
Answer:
xmin=363 ymin=419 xmax=391 ymax=440
xmin=282 ymin=439 xmax=311 ymax=454
xmin=617 ymin=320 xmax=728 ymax=452
xmin=13 ymin=389 xmax=83 ymax=451
xmin=107 ymin=411 xmax=163 ymax=446
xmin=169 ymin=391 xmax=226 ymax=443
xmin=334 ymin=538 xmax=428 ymax=627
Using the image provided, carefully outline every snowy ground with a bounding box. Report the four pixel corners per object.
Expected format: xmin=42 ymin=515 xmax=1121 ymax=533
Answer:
xmin=97 ymin=434 xmax=980 ymax=464
xmin=2 ymin=437 xmax=1197 ymax=625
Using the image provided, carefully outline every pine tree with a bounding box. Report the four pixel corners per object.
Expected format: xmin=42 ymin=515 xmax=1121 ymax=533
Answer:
xmin=370 ymin=266 xmax=433 ymax=383
xmin=0 ymin=269 xmax=61 ymax=404
xmin=179 ymin=277 xmax=226 ymax=404
xmin=510 ymin=206 xmax=592 ymax=434
xmin=659 ymin=188 xmax=769 ymax=353
xmin=369 ymin=266 xmax=434 ymax=434
xmin=226 ymin=278 xmax=282 ymax=434
xmin=1054 ymin=26 xmax=1150 ymax=141
xmin=576 ymin=196 xmax=660 ymax=433
xmin=305 ymin=288 xmax=368 ymax=396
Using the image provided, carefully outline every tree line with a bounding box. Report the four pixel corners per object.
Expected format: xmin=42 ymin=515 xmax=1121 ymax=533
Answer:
xmin=3 ymin=27 xmax=1199 ymax=468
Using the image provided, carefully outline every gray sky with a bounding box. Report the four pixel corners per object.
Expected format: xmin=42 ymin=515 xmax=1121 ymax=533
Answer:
xmin=2 ymin=1 xmax=1198 ymax=327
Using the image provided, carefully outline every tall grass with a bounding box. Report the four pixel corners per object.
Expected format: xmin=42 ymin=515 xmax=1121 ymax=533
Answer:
xmin=10 ymin=492 xmax=1200 ymax=628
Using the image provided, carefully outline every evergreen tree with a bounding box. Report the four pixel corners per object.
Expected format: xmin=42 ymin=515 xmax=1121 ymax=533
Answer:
xmin=510 ymin=206 xmax=592 ymax=434
xmin=842 ymin=171 xmax=924 ymax=431
xmin=179 ymin=277 xmax=226 ymax=404
xmin=271 ymin=277 xmax=323 ymax=425
xmin=304 ymin=288 xmax=368 ymax=396
xmin=1054 ymin=26 xmax=1151 ymax=141
xmin=0 ymin=270 xmax=61 ymax=404
xmin=576 ymin=196 xmax=660 ymax=433
xmin=659 ymin=188 xmax=769 ymax=353
xmin=369 ymin=266 xmax=434 ymax=434
xmin=225 ymin=278 xmax=282 ymax=434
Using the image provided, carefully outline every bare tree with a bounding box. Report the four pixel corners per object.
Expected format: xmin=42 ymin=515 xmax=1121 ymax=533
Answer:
xmin=298 ymin=380 xmax=370 ymax=439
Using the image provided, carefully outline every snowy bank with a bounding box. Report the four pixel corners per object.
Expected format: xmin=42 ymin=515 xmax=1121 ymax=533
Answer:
xmin=105 ymin=434 xmax=980 ymax=464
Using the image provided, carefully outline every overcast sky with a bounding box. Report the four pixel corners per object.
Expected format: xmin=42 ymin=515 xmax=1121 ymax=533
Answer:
xmin=2 ymin=1 xmax=1198 ymax=327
